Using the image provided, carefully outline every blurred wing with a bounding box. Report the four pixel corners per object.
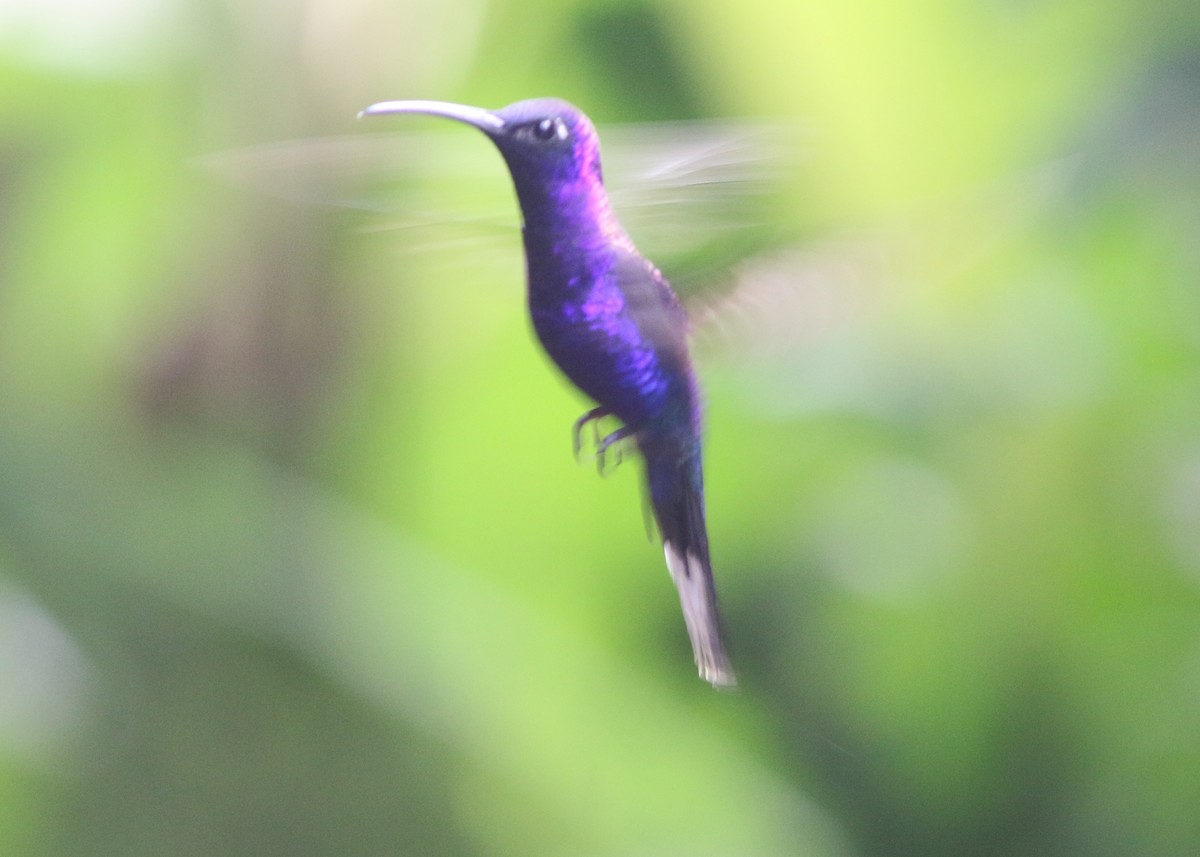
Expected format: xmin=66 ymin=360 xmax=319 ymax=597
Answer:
xmin=199 ymin=118 xmax=807 ymax=265
xmin=689 ymin=156 xmax=1085 ymax=359
xmin=601 ymin=119 xmax=807 ymax=280
xmin=200 ymin=122 xmax=1078 ymax=361
xmin=199 ymin=129 xmax=522 ymax=252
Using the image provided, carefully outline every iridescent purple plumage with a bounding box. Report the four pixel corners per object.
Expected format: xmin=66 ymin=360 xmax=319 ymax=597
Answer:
xmin=360 ymin=97 xmax=734 ymax=686
xmin=502 ymin=102 xmax=689 ymax=431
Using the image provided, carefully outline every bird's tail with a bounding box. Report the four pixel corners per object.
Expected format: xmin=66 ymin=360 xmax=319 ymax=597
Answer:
xmin=640 ymin=432 xmax=735 ymax=687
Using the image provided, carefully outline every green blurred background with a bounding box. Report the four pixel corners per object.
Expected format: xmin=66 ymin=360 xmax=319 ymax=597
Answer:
xmin=2 ymin=0 xmax=1199 ymax=855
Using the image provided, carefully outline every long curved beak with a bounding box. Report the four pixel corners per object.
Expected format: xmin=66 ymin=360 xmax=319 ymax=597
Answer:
xmin=358 ymin=100 xmax=506 ymax=134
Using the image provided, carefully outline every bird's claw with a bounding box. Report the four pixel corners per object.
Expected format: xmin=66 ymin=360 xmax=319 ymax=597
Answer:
xmin=572 ymin=408 xmax=633 ymax=476
xmin=572 ymin=407 xmax=609 ymax=462
xmin=595 ymin=425 xmax=634 ymax=477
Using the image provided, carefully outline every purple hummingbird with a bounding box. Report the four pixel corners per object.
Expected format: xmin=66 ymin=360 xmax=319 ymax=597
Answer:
xmin=360 ymin=98 xmax=735 ymax=687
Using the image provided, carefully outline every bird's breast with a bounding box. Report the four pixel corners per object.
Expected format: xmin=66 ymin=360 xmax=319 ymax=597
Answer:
xmin=528 ymin=294 xmax=680 ymax=430
xmin=522 ymin=230 xmax=695 ymax=428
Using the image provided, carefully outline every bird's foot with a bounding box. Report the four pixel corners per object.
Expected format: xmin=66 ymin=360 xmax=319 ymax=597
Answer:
xmin=595 ymin=425 xmax=635 ymax=477
xmin=571 ymin=408 xmax=634 ymax=476
xmin=572 ymin=407 xmax=610 ymax=462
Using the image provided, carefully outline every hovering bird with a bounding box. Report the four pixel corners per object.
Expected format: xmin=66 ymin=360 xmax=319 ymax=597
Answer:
xmin=360 ymin=98 xmax=734 ymax=687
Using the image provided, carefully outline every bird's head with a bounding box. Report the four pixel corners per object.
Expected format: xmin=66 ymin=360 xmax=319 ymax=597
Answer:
xmin=359 ymin=97 xmax=609 ymax=228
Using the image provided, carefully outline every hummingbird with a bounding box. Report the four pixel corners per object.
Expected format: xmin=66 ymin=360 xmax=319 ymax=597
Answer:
xmin=359 ymin=98 xmax=735 ymax=687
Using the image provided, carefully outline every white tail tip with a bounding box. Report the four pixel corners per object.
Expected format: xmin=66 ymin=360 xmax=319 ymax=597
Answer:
xmin=664 ymin=542 xmax=736 ymax=688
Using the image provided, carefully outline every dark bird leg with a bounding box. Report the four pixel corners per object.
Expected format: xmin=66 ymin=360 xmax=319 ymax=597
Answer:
xmin=595 ymin=424 xmax=636 ymax=476
xmin=572 ymin=407 xmax=610 ymax=461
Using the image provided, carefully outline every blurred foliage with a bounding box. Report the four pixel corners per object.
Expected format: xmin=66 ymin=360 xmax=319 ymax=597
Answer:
xmin=2 ymin=0 xmax=1200 ymax=855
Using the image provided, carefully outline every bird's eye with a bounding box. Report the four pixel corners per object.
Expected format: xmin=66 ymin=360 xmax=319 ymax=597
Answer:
xmin=532 ymin=118 xmax=566 ymax=142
